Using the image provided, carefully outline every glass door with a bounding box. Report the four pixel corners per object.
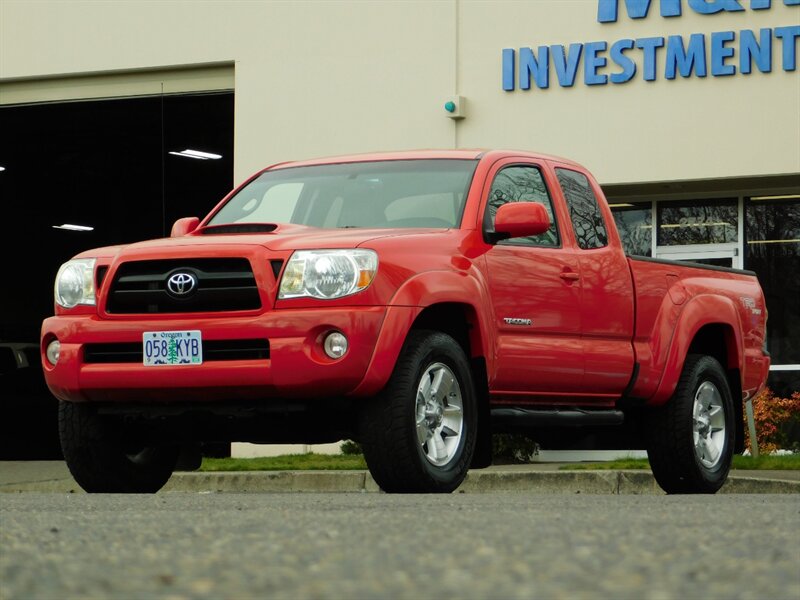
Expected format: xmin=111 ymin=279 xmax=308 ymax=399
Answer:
xmin=656 ymin=247 xmax=741 ymax=269
xmin=654 ymin=198 xmax=742 ymax=269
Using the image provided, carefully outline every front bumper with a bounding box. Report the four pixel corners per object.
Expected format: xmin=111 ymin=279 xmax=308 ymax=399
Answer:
xmin=40 ymin=307 xmax=390 ymax=403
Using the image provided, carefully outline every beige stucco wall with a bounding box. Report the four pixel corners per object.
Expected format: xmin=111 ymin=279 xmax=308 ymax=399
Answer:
xmin=1 ymin=0 xmax=798 ymax=186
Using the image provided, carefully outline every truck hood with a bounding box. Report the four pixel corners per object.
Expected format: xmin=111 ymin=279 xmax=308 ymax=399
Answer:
xmin=76 ymin=224 xmax=455 ymax=259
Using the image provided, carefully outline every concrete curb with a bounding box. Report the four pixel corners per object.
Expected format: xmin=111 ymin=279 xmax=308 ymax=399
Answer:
xmin=2 ymin=469 xmax=798 ymax=494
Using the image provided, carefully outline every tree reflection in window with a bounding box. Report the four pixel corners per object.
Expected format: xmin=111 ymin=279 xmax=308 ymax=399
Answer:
xmin=658 ymin=200 xmax=737 ymax=246
xmin=611 ymin=203 xmax=652 ymax=256
xmin=556 ymin=168 xmax=608 ymax=250
xmin=745 ymin=198 xmax=800 ymax=372
xmin=484 ymin=166 xmax=559 ymax=247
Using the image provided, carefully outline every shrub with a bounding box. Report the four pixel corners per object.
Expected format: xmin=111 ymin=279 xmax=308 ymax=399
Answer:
xmin=744 ymin=387 xmax=800 ymax=454
xmin=339 ymin=440 xmax=363 ymax=455
xmin=491 ymin=433 xmax=539 ymax=463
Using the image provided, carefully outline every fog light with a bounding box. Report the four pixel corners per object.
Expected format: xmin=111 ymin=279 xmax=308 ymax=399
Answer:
xmin=46 ymin=340 xmax=61 ymax=365
xmin=323 ymin=332 xmax=348 ymax=359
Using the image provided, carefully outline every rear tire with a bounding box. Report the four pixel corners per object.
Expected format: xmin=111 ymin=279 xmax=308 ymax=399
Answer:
xmin=359 ymin=330 xmax=477 ymax=493
xmin=59 ymin=401 xmax=178 ymax=493
xmin=646 ymin=354 xmax=734 ymax=494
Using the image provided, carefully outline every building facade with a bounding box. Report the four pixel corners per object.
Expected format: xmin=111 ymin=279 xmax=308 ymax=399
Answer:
xmin=1 ymin=1 xmax=798 ymax=414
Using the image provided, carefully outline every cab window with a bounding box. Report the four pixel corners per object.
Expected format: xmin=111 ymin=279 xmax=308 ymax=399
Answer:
xmin=483 ymin=165 xmax=559 ymax=247
xmin=556 ymin=168 xmax=608 ymax=250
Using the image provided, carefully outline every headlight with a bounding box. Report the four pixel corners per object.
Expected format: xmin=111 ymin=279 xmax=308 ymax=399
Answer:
xmin=55 ymin=258 xmax=97 ymax=308
xmin=278 ymin=250 xmax=378 ymax=300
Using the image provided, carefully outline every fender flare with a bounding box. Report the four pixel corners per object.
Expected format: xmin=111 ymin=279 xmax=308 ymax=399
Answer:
xmin=650 ymin=294 xmax=743 ymax=405
xmin=349 ymin=269 xmax=495 ymax=397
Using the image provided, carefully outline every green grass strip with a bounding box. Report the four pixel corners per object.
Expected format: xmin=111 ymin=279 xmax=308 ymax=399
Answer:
xmin=558 ymin=454 xmax=800 ymax=471
xmin=199 ymin=452 xmax=799 ymax=472
xmin=200 ymin=453 xmax=367 ymax=472
xmin=559 ymin=458 xmax=651 ymax=470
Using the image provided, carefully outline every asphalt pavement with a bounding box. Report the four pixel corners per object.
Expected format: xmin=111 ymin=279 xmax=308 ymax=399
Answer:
xmin=3 ymin=493 xmax=798 ymax=599
xmin=1 ymin=460 xmax=798 ymax=494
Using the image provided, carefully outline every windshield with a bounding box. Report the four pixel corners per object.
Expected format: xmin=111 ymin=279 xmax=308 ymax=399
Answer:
xmin=207 ymin=159 xmax=478 ymax=229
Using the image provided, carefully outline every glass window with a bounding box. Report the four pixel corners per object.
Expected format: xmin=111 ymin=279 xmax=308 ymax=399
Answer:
xmin=483 ymin=165 xmax=559 ymax=247
xmin=611 ymin=202 xmax=652 ymax=256
xmin=556 ymin=168 xmax=608 ymax=250
xmin=240 ymin=183 xmax=304 ymax=223
xmin=385 ymin=193 xmax=458 ymax=226
xmin=684 ymin=257 xmax=734 ymax=268
xmin=745 ymin=198 xmax=800 ymax=374
xmin=658 ymin=199 xmax=737 ymax=246
xmin=208 ymin=159 xmax=477 ymax=229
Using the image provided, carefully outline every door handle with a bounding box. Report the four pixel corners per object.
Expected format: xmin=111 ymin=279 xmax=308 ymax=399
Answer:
xmin=560 ymin=271 xmax=580 ymax=281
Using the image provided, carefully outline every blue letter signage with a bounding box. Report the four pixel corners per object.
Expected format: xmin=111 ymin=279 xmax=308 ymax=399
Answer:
xmin=503 ymin=0 xmax=799 ymax=90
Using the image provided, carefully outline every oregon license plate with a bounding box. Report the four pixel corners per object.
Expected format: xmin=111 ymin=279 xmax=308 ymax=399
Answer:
xmin=143 ymin=330 xmax=203 ymax=366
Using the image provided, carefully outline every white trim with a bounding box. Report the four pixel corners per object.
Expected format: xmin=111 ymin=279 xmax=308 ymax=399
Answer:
xmin=656 ymin=242 xmax=738 ymax=254
xmin=0 ymin=63 xmax=234 ymax=106
xmin=533 ymin=450 xmax=648 ymax=463
xmin=655 ymin=244 xmax=740 ymax=269
xmin=769 ymin=365 xmax=800 ymax=372
xmin=737 ymin=195 xmax=745 ymax=269
xmin=650 ymin=201 xmax=657 ymax=257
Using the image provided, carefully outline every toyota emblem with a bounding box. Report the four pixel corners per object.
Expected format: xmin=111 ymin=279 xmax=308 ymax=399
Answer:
xmin=166 ymin=272 xmax=197 ymax=297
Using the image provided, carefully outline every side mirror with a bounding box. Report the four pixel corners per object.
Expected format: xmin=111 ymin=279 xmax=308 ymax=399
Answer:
xmin=492 ymin=202 xmax=550 ymax=240
xmin=170 ymin=217 xmax=200 ymax=237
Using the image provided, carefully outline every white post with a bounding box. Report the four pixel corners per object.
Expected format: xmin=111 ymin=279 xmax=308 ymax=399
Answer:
xmin=744 ymin=398 xmax=759 ymax=459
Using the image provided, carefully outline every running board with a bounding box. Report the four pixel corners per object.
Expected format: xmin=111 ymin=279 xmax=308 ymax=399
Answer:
xmin=491 ymin=407 xmax=625 ymax=428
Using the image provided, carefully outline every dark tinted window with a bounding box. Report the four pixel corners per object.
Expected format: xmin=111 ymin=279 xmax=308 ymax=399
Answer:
xmin=745 ymin=198 xmax=800 ymax=381
xmin=658 ymin=199 xmax=738 ymax=246
xmin=483 ymin=165 xmax=559 ymax=247
xmin=556 ymin=168 xmax=608 ymax=250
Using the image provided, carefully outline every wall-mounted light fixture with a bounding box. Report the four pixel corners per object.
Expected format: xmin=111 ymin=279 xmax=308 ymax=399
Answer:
xmin=444 ymin=96 xmax=466 ymax=120
xmin=52 ymin=224 xmax=94 ymax=231
xmin=168 ymin=149 xmax=222 ymax=160
xmin=750 ymin=194 xmax=800 ymax=201
xmin=747 ymin=239 xmax=800 ymax=245
xmin=660 ymin=222 xmax=735 ymax=229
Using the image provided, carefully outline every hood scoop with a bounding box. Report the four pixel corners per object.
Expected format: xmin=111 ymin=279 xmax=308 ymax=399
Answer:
xmin=199 ymin=223 xmax=279 ymax=235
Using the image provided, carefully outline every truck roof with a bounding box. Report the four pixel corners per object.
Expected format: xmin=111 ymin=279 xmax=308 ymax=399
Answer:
xmin=261 ymin=149 xmax=586 ymax=171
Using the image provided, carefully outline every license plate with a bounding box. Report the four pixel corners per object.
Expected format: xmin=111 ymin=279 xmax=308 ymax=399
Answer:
xmin=143 ymin=330 xmax=203 ymax=366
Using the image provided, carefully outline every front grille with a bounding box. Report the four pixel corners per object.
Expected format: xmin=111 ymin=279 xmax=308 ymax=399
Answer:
xmin=96 ymin=265 xmax=109 ymax=290
xmin=270 ymin=259 xmax=284 ymax=279
xmin=84 ymin=339 xmax=270 ymax=364
xmin=106 ymin=258 xmax=260 ymax=314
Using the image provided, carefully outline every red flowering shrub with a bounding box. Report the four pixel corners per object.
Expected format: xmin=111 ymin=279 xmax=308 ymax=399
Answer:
xmin=744 ymin=388 xmax=800 ymax=454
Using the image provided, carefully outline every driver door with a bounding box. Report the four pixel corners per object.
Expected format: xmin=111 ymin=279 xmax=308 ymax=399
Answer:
xmin=481 ymin=160 xmax=585 ymax=398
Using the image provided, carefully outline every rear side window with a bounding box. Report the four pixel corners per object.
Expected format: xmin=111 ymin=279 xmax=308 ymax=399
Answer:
xmin=484 ymin=165 xmax=559 ymax=247
xmin=556 ymin=168 xmax=608 ymax=250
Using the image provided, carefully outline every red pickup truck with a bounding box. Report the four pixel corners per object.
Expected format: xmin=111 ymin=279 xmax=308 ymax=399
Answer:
xmin=41 ymin=149 xmax=770 ymax=495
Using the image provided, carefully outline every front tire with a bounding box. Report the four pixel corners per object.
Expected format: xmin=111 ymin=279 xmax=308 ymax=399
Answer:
xmin=359 ymin=330 xmax=477 ymax=493
xmin=59 ymin=401 xmax=179 ymax=493
xmin=646 ymin=354 xmax=735 ymax=494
